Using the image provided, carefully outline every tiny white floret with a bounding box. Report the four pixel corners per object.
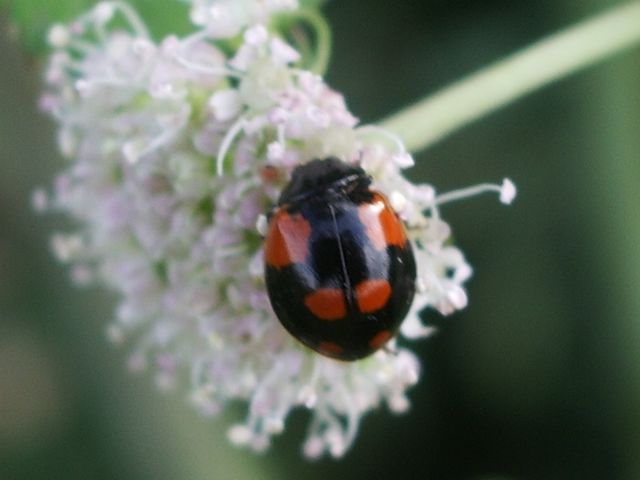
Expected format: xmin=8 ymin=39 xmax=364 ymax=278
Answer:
xmin=500 ymin=178 xmax=517 ymax=204
xmin=209 ymin=89 xmax=242 ymax=121
xmin=47 ymin=24 xmax=70 ymax=48
xmin=390 ymin=191 xmax=407 ymax=213
xmin=256 ymin=214 xmax=268 ymax=236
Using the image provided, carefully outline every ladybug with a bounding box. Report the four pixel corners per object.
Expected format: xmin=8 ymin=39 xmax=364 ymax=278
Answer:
xmin=264 ymin=157 xmax=416 ymax=361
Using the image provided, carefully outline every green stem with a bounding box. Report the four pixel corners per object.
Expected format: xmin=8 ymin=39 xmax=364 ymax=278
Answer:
xmin=278 ymin=8 xmax=332 ymax=75
xmin=299 ymin=8 xmax=332 ymax=75
xmin=379 ymin=1 xmax=640 ymax=153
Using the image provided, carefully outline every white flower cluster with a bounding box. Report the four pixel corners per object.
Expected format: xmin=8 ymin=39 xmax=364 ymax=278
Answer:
xmin=38 ymin=0 xmax=514 ymax=458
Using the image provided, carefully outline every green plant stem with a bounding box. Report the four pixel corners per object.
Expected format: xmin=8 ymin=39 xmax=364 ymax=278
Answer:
xmin=379 ymin=1 xmax=640 ymax=154
xmin=300 ymin=8 xmax=332 ymax=76
xmin=279 ymin=8 xmax=332 ymax=75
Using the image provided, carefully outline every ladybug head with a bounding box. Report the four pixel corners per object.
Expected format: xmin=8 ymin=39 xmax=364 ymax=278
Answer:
xmin=278 ymin=157 xmax=370 ymax=205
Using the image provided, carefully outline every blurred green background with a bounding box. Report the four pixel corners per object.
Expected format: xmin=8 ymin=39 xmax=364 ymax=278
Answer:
xmin=1 ymin=0 xmax=639 ymax=479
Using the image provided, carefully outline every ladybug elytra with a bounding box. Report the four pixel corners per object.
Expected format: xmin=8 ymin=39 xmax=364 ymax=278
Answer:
xmin=264 ymin=157 xmax=416 ymax=361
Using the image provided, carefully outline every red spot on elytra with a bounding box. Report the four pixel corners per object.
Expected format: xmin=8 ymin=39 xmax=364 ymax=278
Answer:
xmin=264 ymin=211 xmax=311 ymax=269
xmin=304 ymin=288 xmax=346 ymax=321
xmin=369 ymin=330 xmax=393 ymax=350
xmin=355 ymin=279 xmax=391 ymax=313
xmin=318 ymin=341 xmax=344 ymax=355
xmin=358 ymin=193 xmax=407 ymax=251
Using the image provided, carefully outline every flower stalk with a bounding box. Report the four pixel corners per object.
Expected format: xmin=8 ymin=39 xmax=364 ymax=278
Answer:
xmin=277 ymin=8 xmax=332 ymax=75
xmin=380 ymin=1 xmax=640 ymax=153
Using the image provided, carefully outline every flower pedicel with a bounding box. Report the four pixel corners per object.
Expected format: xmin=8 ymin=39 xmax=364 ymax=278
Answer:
xmin=38 ymin=0 xmax=514 ymax=458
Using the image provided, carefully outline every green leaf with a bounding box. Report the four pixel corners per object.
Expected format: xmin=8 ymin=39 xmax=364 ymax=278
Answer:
xmin=1 ymin=0 xmax=192 ymax=56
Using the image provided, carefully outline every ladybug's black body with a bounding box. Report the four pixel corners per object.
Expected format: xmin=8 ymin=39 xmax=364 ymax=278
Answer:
xmin=264 ymin=158 xmax=416 ymax=361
